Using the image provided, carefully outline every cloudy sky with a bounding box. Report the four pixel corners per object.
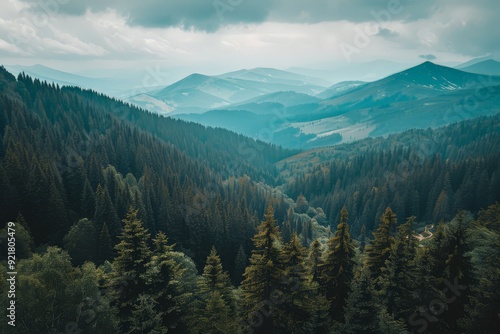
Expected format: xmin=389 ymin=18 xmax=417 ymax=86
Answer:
xmin=0 ymin=0 xmax=498 ymax=80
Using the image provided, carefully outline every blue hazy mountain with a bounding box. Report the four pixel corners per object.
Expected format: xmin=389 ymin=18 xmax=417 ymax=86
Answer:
xmin=316 ymin=81 xmax=366 ymax=99
xmin=127 ymin=68 xmax=328 ymax=114
xmin=177 ymin=62 xmax=500 ymax=149
xmin=459 ymin=59 xmax=500 ymax=76
xmin=4 ymin=64 xmax=137 ymax=96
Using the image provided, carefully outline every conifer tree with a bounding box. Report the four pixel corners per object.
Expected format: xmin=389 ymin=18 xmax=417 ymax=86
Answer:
xmin=198 ymin=247 xmax=234 ymax=302
xmin=144 ymin=231 xmax=188 ymax=332
xmin=308 ymin=239 xmax=322 ymax=284
xmin=94 ymin=183 xmax=120 ymax=238
xmin=466 ymin=203 xmax=500 ymax=334
xmin=441 ymin=213 xmax=475 ymax=333
xmin=278 ymin=233 xmax=329 ymax=333
xmin=97 ymin=223 xmax=114 ymax=264
xmin=240 ymin=206 xmax=285 ymax=334
xmin=128 ymin=294 xmax=166 ymax=334
xmin=343 ymin=268 xmax=381 ymax=334
xmin=381 ymin=216 xmax=419 ymax=322
xmin=365 ymin=207 xmax=397 ymax=284
xmin=80 ymin=178 xmax=95 ymax=219
xmin=193 ymin=247 xmax=237 ymax=333
xmin=232 ymin=244 xmax=247 ymax=285
xmin=319 ymin=206 xmax=356 ymax=322
xmin=108 ymin=207 xmax=151 ymax=333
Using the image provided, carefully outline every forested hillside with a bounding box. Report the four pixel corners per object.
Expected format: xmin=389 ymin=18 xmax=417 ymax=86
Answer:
xmin=0 ymin=66 xmax=293 ymax=269
xmin=282 ymin=115 xmax=500 ymax=235
xmin=0 ymin=66 xmax=499 ymax=334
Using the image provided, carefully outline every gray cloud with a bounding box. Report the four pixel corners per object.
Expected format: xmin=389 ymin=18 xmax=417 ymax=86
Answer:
xmin=8 ymin=0 xmax=500 ymax=65
xmin=419 ymin=54 xmax=437 ymax=60
xmin=19 ymin=0 xmax=443 ymax=32
xmin=377 ymin=28 xmax=399 ymax=38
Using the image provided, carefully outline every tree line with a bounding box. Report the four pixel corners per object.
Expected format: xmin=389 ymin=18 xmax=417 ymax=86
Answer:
xmin=2 ymin=203 xmax=498 ymax=333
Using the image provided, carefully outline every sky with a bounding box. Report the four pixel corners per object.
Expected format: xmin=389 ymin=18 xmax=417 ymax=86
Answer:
xmin=0 ymin=0 xmax=499 ymax=81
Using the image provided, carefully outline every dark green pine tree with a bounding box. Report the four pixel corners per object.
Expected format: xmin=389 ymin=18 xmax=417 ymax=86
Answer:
xmin=240 ymin=205 xmax=285 ymax=334
xmin=80 ymin=178 xmax=95 ymax=219
xmin=108 ymin=207 xmax=152 ymax=333
xmin=466 ymin=203 xmax=500 ymax=334
xmin=127 ymin=294 xmax=166 ymax=334
xmin=359 ymin=223 xmax=367 ymax=252
xmin=193 ymin=247 xmax=237 ymax=333
xmin=277 ymin=233 xmax=329 ymax=334
xmin=343 ymin=268 xmax=381 ymax=334
xmin=364 ymin=207 xmax=397 ymax=285
xmin=318 ymin=206 xmax=356 ymax=323
xmin=45 ymin=179 xmax=69 ymax=242
xmin=97 ymin=223 xmax=114 ymax=264
xmin=94 ymin=183 xmax=120 ymax=238
xmin=197 ymin=247 xmax=234 ymax=302
xmin=441 ymin=213 xmax=475 ymax=334
xmin=308 ymin=239 xmax=322 ymax=284
xmin=144 ymin=231 xmax=189 ymax=332
xmin=427 ymin=221 xmax=449 ymax=279
xmin=381 ymin=216 xmax=419 ymax=323
xmin=232 ymin=244 xmax=247 ymax=285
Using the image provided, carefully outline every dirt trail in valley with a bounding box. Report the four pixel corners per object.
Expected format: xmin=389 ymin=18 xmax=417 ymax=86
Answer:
xmin=415 ymin=224 xmax=434 ymax=241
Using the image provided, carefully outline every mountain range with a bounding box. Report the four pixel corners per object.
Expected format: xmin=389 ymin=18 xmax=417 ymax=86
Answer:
xmin=177 ymin=61 xmax=500 ymax=148
xmin=5 ymin=59 xmax=500 ymax=149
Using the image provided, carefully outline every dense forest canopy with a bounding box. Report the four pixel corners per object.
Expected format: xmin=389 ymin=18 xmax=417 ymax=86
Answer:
xmin=0 ymin=66 xmax=499 ymax=333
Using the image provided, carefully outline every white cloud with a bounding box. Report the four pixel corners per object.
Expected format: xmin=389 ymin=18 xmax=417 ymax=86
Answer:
xmin=0 ymin=0 xmax=497 ymax=74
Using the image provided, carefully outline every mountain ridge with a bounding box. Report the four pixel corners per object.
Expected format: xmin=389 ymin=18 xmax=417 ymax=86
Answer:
xmin=178 ymin=62 xmax=500 ymax=148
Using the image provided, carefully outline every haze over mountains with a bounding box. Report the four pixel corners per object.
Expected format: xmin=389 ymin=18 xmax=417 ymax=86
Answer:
xmin=177 ymin=61 xmax=500 ymax=148
xmin=5 ymin=59 xmax=500 ymax=150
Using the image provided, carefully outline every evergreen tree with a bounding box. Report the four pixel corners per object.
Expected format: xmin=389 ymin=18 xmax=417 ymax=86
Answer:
xmin=359 ymin=223 xmax=367 ymax=252
xmin=319 ymin=206 xmax=356 ymax=323
xmin=232 ymin=244 xmax=247 ymax=285
xmin=94 ymin=183 xmax=120 ymax=238
xmin=197 ymin=247 xmax=234 ymax=303
xmin=80 ymin=178 xmax=96 ymax=219
xmin=381 ymin=216 xmax=419 ymax=323
xmin=465 ymin=203 xmax=500 ymax=334
xmin=97 ymin=223 xmax=114 ymax=264
xmin=343 ymin=268 xmax=381 ymax=334
xmin=108 ymin=207 xmax=151 ymax=333
xmin=127 ymin=294 xmax=166 ymax=334
xmin=365 ymin=207 xmax=397 ymax=285
xmin=307 ymin=239 xmax=322 ymax=284
xmin=144 ymin=231 xmax=190 ymax=332
xmin=240 ymin=206 xmax=285 ymax=334
xmin=276 ymin=233 xmax=328 ymax=333
xmin=441 ymin=213 xmax=475 ymax=333
xmin=193 ymin=247 xmax=237 ymax=333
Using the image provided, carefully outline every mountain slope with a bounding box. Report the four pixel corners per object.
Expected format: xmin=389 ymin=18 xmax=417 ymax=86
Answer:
xmin=4 ymin=64 xmax=136 ymax=96
xmin=321 ymin=61 xmax=498 ymax=108
xmin=316 ymin=81 xmax=366 ymax=99
xmin=217 ymin=67 xmax=331 ymax=87
xmin=460 ymin=59 xmax=500 ymax=76
xmin=0 ymin=65 xmax=298 ymax=269
xmin=128 ymin=68 xmax=328 ymax=114
xmin=178 ymin=62 xmax=500 ymax=148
